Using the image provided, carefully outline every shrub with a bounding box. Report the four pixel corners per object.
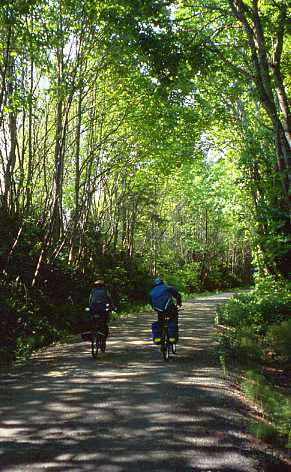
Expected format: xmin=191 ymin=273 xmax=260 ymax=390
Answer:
xmin=217 ymin=277 xmax=290 ymax=328
xmin=242 ymin=370 xmax=291 ymax=445
xmin=216 ymin=292 xmax=264 ymax=330
xmin=216 ymin=276 xmax=291 ymax=361
xmin=236 ymin=327 xmax=263 ymax=359
xmin=265 ymin=319 xmax=291 ymax=362
xmin=161 ymin=261 xmax=200 ymax=294
xmin=249 ymin=421 xmax=278 ymax=442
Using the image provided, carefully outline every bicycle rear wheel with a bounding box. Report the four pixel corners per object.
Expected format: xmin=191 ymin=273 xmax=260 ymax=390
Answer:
xmin=100 ymin=335 xmax=106 ymax=352
xmin=91 ymin=334 xmax=100 ymax=358
xmin=163 ymin=343 xmax=170 ymax=361
xmin=161 ymin=327 xmax=170 ymax=361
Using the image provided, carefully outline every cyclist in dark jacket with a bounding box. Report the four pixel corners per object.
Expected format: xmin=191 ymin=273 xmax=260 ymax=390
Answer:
xmin=149 ymin=277 xmax=182 ymax=325
xmin=89 ymin=279 xmax=116 ymax=345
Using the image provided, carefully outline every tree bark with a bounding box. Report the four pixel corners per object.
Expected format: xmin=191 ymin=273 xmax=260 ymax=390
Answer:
xmin=229 ymin=0 xmax=291 ymax=209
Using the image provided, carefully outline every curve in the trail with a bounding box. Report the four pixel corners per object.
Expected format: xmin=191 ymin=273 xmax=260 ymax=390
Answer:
xmin=0 ymin=293 xmax=289 ymax=472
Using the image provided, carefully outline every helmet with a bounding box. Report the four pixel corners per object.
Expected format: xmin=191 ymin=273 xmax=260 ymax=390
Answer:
xmin=153 ymin=277 xmax=163 ymax=286
xmin=94 ymin=278 xmax=104 ymax=285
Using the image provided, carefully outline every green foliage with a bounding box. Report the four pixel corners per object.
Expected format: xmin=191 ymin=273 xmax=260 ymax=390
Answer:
xmin=0 ymin=271 xmax=80 ymax=364
xmin=248 ymin=421 xmax=278 ymax=443
xmin=242 ymin=370 xmax=291 ymax=446
xmin=217 ymin=275 xmax=291 ymax=448
xmin=237 ymin=327 xmax=263 ymax=360
xmin=1 ymin=0 xmax=289 ymax=366
xmin=149 ymin=157 xmax=252 ymax=291
xmin=218 ymin=278 xmax=291 ymax=329
xmin=217 ymin=276 xmax=291 ymax=360
xmin=161 ymin=262 xmax=200 ymax=294
xmin=265 ymin=320 xmax=291 ymax=362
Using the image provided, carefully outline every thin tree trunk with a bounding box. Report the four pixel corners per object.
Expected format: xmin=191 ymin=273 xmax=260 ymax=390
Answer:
xmin=51 ymin=44 xmax=64 ymax=244
xmin=26 ymin=57 xmax=34 ymax=213
xmin=4 ymin=66 xmax=17 ymax=213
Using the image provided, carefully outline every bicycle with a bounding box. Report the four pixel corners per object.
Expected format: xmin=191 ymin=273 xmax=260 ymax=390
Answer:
xmin=160 ymin=314 xmax=178 ymax=362
xmin=82 ymin=306 xmax=111 ymax=359
xmin=91 ymin=323 xmax=107 ymax=358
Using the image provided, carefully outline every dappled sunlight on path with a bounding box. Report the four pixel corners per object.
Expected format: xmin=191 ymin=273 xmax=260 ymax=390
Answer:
xmin=0 ymin=293 xmax=287 ymax=471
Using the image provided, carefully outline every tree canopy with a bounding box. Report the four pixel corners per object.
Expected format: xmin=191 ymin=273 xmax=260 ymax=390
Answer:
xmin=0 ymin=0 xmax=290 ymax=360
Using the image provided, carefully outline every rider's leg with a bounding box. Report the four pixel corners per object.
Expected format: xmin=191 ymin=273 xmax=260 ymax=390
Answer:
xmin=155 ymin=312 xmax=164 ymax=348
xmin=168 ymin=305 xmax=179 ymax=342
xmin=89 ymin=304 xmax=99 ymax=332
xmin=97 ymin=312 xmax=108 ymax=336
xmin=157 ymin=312 xmax=164 ymax=326
xmin=98 ymin=312 xmax=109 ymax=351
xmin=168 ymin=304 xmax=178 ymax=321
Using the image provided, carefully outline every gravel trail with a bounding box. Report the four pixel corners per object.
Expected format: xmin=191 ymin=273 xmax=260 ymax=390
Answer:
xmin=0 ymin=293 xmax=290 ymax=471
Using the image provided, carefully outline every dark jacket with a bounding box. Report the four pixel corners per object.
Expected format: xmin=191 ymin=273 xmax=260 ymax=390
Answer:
xmin=89 ymin=287 xmax=114 ymax=310
xmin=149 ymin=282 xmax=181 ymax=312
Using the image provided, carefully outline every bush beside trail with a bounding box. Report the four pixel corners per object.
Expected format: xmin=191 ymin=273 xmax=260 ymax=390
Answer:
xmin=216 ymin=276 xmax=291 ymax=448
xmin=216 ymin=277 xmax=291 ymax=362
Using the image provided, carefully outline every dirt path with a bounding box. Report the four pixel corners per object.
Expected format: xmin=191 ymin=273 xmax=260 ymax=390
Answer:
xmin=0 ymin=293 xmax=290 ymax=471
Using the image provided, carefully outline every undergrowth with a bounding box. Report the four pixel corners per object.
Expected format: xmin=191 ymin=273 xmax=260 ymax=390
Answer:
xmin=242 ymin=370 xmax=291 ymax=448
xmin=216 ymin=276 xmax=291 ymax=447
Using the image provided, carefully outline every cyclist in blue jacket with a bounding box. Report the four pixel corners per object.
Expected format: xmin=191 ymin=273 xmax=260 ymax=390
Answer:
xmin=149 ymin=277 xmax=182 ymax=326
xmin=89 ymin=278 xmax=116 ymax=346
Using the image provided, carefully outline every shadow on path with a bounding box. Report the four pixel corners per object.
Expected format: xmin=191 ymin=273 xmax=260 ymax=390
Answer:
xmin=0 ymin=293 xmax=290 ymax=472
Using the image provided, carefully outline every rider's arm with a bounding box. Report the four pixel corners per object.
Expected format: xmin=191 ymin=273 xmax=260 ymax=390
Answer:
xmin=106 ymin=289 xmax=116 ymax=311
xmin=176 ymin=292 xmax=182 ymax=307
xmin=149 ymin=288 xmax=154 ymax=308
xmin=149 ymin=295 xmax=153 ymax=308
xmin=169 ymin=286 xmax=182 ymax=306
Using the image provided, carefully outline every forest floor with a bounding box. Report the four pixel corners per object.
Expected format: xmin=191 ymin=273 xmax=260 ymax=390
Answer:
xmin=0 ymin=293 xmax=291 ymax=472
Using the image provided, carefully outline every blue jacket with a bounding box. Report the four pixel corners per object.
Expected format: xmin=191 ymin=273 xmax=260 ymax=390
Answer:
xmin=149 ymin=283 xmax=181 ymax=312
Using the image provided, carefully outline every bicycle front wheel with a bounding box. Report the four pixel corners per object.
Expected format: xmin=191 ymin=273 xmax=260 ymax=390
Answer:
xmin=171 ymin=343 xmax=177 ymax=354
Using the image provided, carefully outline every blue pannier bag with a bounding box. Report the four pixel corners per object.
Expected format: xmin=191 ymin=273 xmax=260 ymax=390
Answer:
xmin=168 ymin=319 xmax=178 ymax=343
xmin=151 ymin=322 xmax=162 ymax=344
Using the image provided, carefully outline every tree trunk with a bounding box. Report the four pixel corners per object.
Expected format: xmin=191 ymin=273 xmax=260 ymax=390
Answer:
xmin=229 ymin=0 xmax=291 ymax=209
xmin=4 ymin=63 xmax=17 ymax=214
xmin=51 ymin=45 xmax=64 ymax=245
